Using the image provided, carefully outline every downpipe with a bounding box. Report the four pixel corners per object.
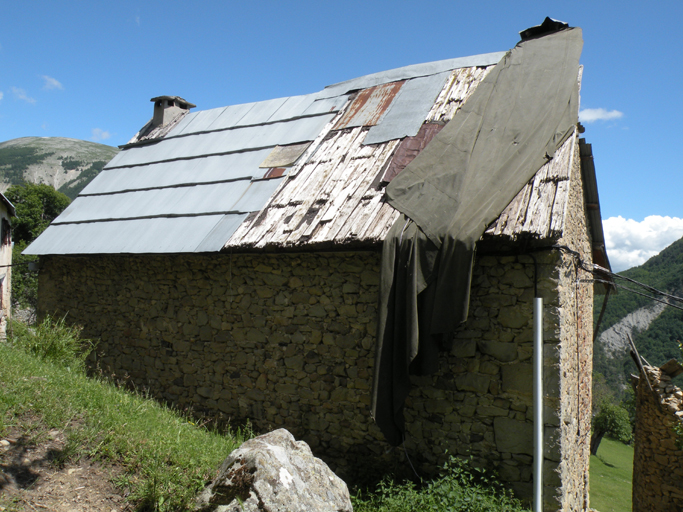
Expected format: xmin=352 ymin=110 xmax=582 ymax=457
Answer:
xmin=534 ymin=296 xmax=543 ymax=512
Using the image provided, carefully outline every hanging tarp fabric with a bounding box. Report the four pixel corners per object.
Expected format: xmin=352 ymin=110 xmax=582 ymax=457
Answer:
xmin=372 ymin=27 xmax=583 ymax=446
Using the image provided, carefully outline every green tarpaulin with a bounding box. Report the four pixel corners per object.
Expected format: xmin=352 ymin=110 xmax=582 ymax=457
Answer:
xmin=372 ymin=26 xmax=583 ymax=446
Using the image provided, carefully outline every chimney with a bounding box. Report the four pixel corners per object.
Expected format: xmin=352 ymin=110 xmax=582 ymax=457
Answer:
xmin=150 ymin=96 xmax=196 ymax=128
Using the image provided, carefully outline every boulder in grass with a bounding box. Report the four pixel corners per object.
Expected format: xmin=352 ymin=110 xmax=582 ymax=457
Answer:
xmin=196 ymin=428 xmax=352 ymax=512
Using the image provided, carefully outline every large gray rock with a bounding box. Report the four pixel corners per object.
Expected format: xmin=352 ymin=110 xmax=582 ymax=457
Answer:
xmin=196 ymin=429 xmax=352 ymax=512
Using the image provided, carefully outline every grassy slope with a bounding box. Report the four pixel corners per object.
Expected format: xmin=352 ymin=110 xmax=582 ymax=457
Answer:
xmin=589 ymin=437 xmax=633 ymax=512
xmin=0 ymin=340 xmax=249 ymax=511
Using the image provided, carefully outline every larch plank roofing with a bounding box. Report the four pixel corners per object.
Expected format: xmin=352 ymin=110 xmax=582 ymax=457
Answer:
xmin=25 ymin=49 xmax=580 ymax=256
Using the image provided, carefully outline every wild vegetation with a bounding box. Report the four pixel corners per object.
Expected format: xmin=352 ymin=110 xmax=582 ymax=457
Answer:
xmin=4 ymin=183 xmax=71 ymax=310
xmin=0 ymin=317 xmax=250 ymax=511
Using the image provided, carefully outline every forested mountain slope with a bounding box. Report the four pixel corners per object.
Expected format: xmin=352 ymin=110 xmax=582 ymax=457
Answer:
xmin=594 ymin=236 xmax=683 ymax=392
xmin=0 ymin=137 xmax=118 ymax=199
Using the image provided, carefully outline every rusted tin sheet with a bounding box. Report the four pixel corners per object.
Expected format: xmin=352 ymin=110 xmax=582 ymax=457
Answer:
xmin=363 ymin=72 xmax=450 ymax=145
xmin=381 ymin=122 xmax=444 ymax=183
xmin=334 ymin=81 xmax=404 ymax=130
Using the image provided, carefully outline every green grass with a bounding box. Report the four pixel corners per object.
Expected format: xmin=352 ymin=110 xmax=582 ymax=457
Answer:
xmin=590 ymin=437 xmax=634 ymax=512
xmin=351 ymin=457 xmax=529 ymax=512
xmin=0 ymin=318 xmax=250 ymax=511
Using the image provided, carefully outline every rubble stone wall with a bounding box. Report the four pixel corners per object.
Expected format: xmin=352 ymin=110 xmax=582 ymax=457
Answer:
xmin=37 ymin=243 xmax=590 ymax=510
xmin=632 ymin=367 xmax=683 ymax=511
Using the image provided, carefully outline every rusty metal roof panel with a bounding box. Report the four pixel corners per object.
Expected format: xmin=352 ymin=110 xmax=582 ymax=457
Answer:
xmin=334 ymin=82 xmax=404 ymax=130
xmin=363 ymin=71 xmax=451 ymax=145
xmin=319 ymin=51 xmax=506 ymax=98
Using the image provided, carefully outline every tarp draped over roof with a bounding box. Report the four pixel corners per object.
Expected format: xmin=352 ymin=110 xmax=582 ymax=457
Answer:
xmin=371 ymin=28 xmax=584 ymax=445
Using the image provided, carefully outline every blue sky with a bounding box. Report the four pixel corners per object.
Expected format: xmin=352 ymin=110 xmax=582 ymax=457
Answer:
xmin=1 ymin=1 xmax=682 ymax=270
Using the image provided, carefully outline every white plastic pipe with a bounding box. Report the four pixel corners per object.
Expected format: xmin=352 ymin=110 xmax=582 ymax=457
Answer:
xmin=533 ymin=297 xmax=544 ymax=512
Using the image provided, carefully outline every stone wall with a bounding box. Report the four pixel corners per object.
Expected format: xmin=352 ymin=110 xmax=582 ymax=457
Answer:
xmin=551 ymin=134 xmax=595 ymax=510
xmin=632 ymin=365 xmax=683 ymax=510
xmin=37 ymin=239 xmax=591 ymax=509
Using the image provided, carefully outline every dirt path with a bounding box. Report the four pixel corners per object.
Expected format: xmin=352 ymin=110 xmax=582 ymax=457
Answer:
xmin=0 ymin=426 xmax=130 ymax=512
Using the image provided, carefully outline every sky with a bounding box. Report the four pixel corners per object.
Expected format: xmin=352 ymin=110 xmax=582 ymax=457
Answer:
xmin=1 ymin=1 xmax=682 ymax=271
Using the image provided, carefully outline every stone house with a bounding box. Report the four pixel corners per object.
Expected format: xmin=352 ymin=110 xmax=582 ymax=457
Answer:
xmin=27 ymin=21 xmax=610 ymax=510
xmin=0 ymin=192 xmax=14 ymax=336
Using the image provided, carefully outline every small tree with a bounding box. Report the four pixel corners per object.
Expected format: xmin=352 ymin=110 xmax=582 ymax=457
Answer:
xmin=590 ymin=399 xmax=633 ymax=455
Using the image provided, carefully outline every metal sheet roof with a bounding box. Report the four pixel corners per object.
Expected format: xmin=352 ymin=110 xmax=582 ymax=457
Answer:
xmin=82 ymin=150 xmax=271 ymax=195
xmin=319 ymin=51 xmax=506 ymax=98
xmin=108 ymin=114 xmax=335 ymax=168
xmin=27 ymin=50 xmax=530 ymax=257
xmin=363 ymin=72 xmax=451 ymax=145
xmin=24 ymin=215 xmax=242 ymax=255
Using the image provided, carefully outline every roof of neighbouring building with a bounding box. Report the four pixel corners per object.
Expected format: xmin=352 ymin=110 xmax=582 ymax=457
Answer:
xmin=24 ymin=40 xmax=608 ymax=268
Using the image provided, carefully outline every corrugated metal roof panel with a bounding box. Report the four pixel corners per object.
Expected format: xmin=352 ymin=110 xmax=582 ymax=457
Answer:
xmin=24 ymin=215 xmax=232 ymax=255
xmin=231 ymin=178 xmax=285 ymax=212
xmin=235 ymin=97 xmax=289 ymax=126
xmin=81 ymin=150 xmax=272 ymax=195
xmin=204 ymin=102 xmax=258 ymax=131
xmin=55 ymin=180 xmax=254 ymax=224
xmin=172 ymin=106 xmax=228 ymax=134
xmin=363 ymin=72 xmax=450 ymax=145
xmin=108 ymin=114 xmax=336 ymax=168
xmin=195 ymin=213 xmax=248 ymax=252
xmin=167 ymin=110 xmax=199 ymax=135
xmin=320 ymin=51 xmax=506 ymax=98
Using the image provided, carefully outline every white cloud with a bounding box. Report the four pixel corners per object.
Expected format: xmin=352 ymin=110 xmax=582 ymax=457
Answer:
xmin=41 ymin=75 xmax=63 ymax=90
xmin=135 ymin=15 xmax=140 ymax=25
xmin=91 ymin=128 xmax=111 ymax=141
xmin=11 ymin=86 xmax=35 ymax=104
xmin=0 ymin=92 xmax=3 ymax=101
xmin=603 ymin=215 xmax=683 ymax=272
xmin=579 ymin=108 xmax=624 ymax=123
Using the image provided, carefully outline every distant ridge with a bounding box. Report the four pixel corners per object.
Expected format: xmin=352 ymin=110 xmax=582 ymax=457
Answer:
xmin=0 ymin=137 xmax=119 ymax=199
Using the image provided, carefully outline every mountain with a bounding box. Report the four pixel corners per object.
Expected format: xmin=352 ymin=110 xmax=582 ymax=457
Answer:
xmin=0 ymin=137 xmax=119 ymax=199
xmin=594 ymin=236 xmax=683 ymax=392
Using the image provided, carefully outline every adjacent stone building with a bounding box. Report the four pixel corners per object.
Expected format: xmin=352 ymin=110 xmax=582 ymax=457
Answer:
xmin=28 ymin=21 xmax=610 ymax=511
xmin=632 ymin=362 xmax=683 ymax=510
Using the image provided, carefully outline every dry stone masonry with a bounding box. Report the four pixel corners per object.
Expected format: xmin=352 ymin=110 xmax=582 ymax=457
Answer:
xmin=36 ymin=129 xmax=595 ymax=512
xmin=632 ymin=363 xmax=683 ymax=511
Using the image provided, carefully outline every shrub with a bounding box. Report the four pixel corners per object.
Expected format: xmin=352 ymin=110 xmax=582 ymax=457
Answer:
xmin=352 ymin=456 xmax=528 ymax=512
xmin=8 ymin=316 xmax=95 ymax=371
